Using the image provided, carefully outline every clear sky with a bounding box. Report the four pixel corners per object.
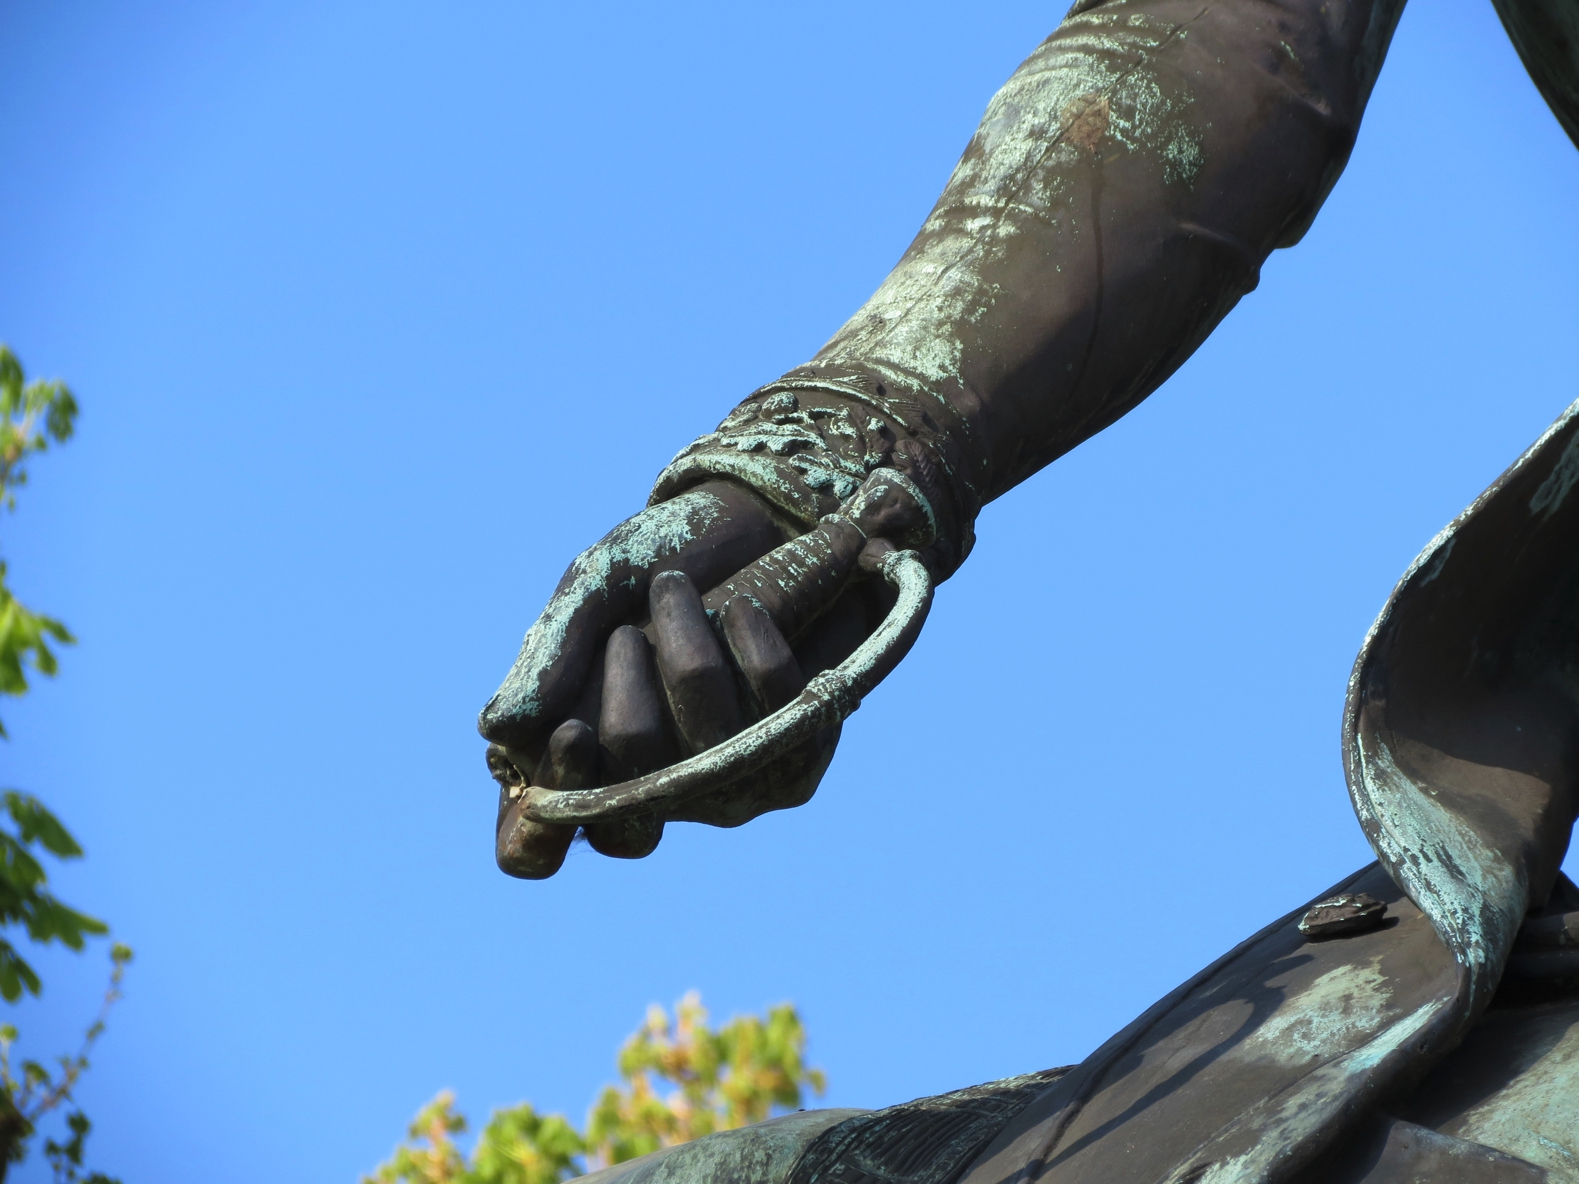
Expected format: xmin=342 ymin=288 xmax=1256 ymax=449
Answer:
xmin=0 ymin=2 xmax=1575 ymax=1181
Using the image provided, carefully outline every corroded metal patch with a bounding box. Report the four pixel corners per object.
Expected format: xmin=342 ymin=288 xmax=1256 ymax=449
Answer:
xmin=1299 ymin=894 xmax=1389 ymax=940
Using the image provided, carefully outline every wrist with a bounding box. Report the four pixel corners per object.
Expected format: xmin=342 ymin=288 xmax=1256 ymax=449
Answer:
xmin=651 ymin=363 xmax=980 ymax=578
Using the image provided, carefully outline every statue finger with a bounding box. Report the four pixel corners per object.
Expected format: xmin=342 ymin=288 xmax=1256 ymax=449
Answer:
xmin=720 ymin=595 xmax=805 ymax=714
xmin=490 ymin=742 xmax=560 ymax=879
xmin=584 ymin=626 xmax=667 ymax=858
xmin=649 ymin=569 xmax=744 ymax=754
xmin=598 ymin=625 xmax=676 ymax=778
xmin=583 ymin=812 xmax=664 ymax=859
xmin=668 ymin=724 xmax=841 ymax=827
xmin=539 ymin=717 xmax=598 ymax=789
xmin=494 ymin=802 xmax=574 ymax=880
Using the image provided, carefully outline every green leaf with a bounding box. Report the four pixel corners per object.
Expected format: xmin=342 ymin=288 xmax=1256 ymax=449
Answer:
xmin=0 ymin=350 xmax=20 ymax=406
xmin=0 ymin=941 xmax=41 ymax=1001
xmin=4 ymin=792 xmax=83 ymax=858
xmin=25 ymin=896 xmax=109 ymax=948
xmin=0 ymin=832 xmax=50 ymax=892
xmin=39 ymin=382 xmax=76 ymax=445
xmin=0 ymin=585 xmax=74 ymax=718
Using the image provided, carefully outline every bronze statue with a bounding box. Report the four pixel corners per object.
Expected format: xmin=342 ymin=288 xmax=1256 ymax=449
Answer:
xmin=479 ymin=1 xmax=1579 ymax=1179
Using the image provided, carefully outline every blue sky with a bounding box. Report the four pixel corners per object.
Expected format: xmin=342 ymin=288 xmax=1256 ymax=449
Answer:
xmin=0 ymin=2 xmax=1575 ymax=1181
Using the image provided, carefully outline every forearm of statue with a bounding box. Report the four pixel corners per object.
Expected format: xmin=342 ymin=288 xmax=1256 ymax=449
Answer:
xmin=479 ymin=0 xmax=1408 ymax=877
xmin=655 ymin=0 xmax=1406 ymax=574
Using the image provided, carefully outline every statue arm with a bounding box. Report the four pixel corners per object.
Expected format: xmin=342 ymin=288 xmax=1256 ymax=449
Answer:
xmin=655 ymin=0 xmax=1407 ymax=573
xmin=481 ymin=0 xmax=1410 ymax=874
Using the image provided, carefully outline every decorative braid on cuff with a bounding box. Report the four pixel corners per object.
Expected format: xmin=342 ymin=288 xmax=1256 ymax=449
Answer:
xmin=650 ymin=364 xmax=980 ymax=578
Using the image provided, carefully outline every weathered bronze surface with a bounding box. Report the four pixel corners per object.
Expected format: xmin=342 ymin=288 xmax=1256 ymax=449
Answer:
xmin=1298 ymin=893 xmax=1389 ymax=939
xmin=480 ymin=0 xmax=1579 ymax=1177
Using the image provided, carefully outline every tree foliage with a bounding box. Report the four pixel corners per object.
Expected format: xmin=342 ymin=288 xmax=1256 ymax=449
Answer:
xmin=0 ymin=793 xmax=109 ymax=1004
xmin=586 ymin=992 xmax=825 ymax=1165
xmin=364 ymin=993 xmax=826 ymax=1183
xmin=0 ymin=944 xmax=131 ymax=1184
xmin=364 ymin=1093 xmax=583 ymax=1184
xmin=0 ymin=345 xmax=76 ymax=735
xmin=0 ymin=346 xmax=124 ymax=1184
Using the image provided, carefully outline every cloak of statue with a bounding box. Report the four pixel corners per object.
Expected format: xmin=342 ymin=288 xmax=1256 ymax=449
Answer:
xmin=478 ymin=2 xmax=1579 ymax=1179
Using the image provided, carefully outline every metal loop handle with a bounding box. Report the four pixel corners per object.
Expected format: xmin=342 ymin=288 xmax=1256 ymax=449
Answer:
xmin=522 ymin=549 xmax=934 ymax=826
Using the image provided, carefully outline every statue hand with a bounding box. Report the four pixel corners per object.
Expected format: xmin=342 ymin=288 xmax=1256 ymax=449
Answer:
xmin=479 ymin=479 xmax=909 ymax=879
